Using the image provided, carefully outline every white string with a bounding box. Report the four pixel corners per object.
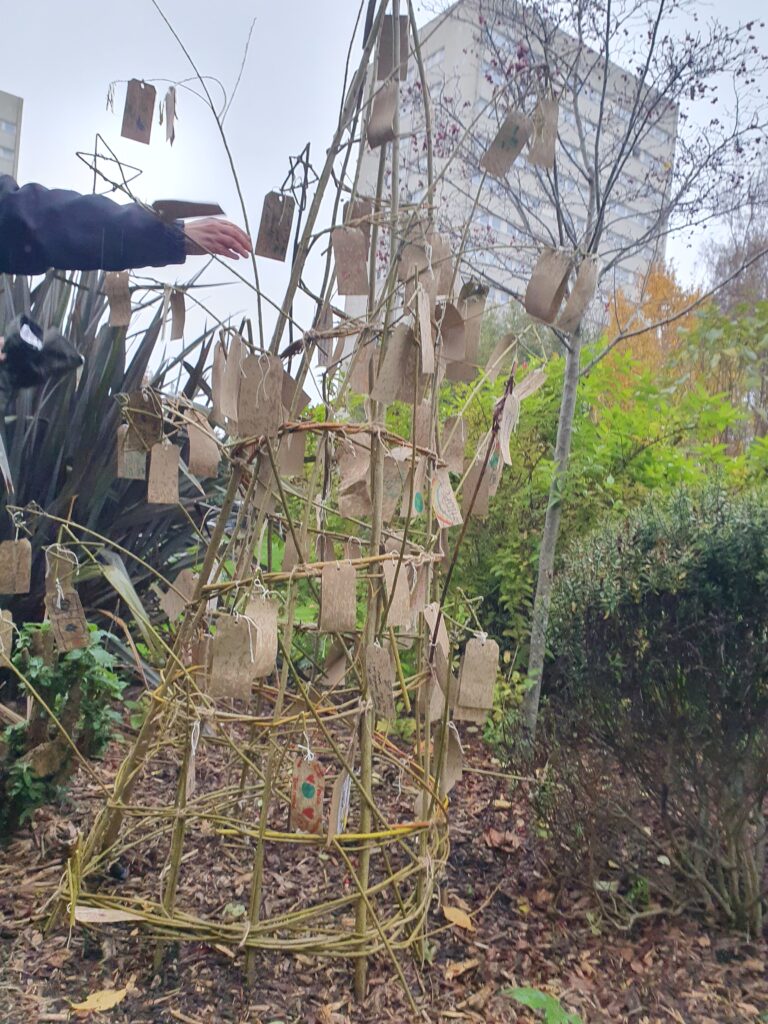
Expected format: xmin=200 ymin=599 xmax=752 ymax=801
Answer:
xmin=190 ymin=719 xmax=201 ymax=756
xmin=448 ymin=720 xmax=464 ymax=754
xmin=298 ymin=726 xmax=315 ymax=762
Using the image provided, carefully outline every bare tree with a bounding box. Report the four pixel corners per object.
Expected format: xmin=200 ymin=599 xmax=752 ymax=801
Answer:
xmin=398 ymin=0 xmax=768 ymax=737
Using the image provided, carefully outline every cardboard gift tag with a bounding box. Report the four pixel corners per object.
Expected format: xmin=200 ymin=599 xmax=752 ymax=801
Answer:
xmin=481 ymin=109 xmax=532 ymax=178
xmin=424 ymin=601 xmax=451 ymax=693
xmin=147 ymin=443 xmax=180 ymax=504
xmin=290 ymin=756 xmax=325 ymax=834
xmin=170 ymin=288 xmax=185 ymax=340
xmin=0 ymin=539 xmax=31 ymax=595
xmin=278 ymin=430 xmax=306 ymax=478
xmin=458 ymin=635 xmax=499 ymax=709
xmin=339 ymin=477 xmax=372 ymax=518
xmin=499 ymin=393 xmax=521 ymax=466
xmin=401 ymin=456 xmax=428 ymax=518
xmin=222 ymin=332 xmax=246 ymax=428
xmin=453 ymin=703 xmax=489 ymax=724
xmin=557 ymin=255 xmax=600 ymax=333
xmin=414 ymin=401 xmax=433 ymax=449
xmin=116 ymin=424 xmax=146 ymax=480
xmin=485 ymin=434 xmax=504 ymax=497
xmin=123 ymin=390 xmax=164 ymax=448
xmin=164 ymin=85 xmax=177 ymax=145
xmin=281 ymin=372 xmax=312 ymax=417
xmin=371 ymin=325 xmax=418 ymax=404
xmin=332 ymin=226 xmax=370 ymax=296
xmin=345 ymin=537 xmax=363 ymax=561
xmin=435 ymin=721 xmax=463 ymax=796
xmin=45 ymin=589 xmax=88 ymax=652
xmin=524 ymin=248 xmax=572 ymax=323
xmin=344 ymin=197 xmax=374 ymax=254
xmin=44 ymin=545 xmax=77 ymax=595
xmin=382 ymin=455 xmax=406 ymax=522
xmin=209 ymin=615 xmax=254 ymax=699
xmin=367 ymin=79 xmax=398 ymax=148
xmin=376 ymin=13 xmax=409 ymax=80
xmin=104 ymin=271 xmax=131 ymax=327
xmin=432 ymin=467 xmax=463 ymax=528
xmin=443 ymin=416 xmax=466 ymax=475
xmin=382 ymin=558 xmax=412 ymax=628
xmin=435 ymin=301 xmax=465 ymax=363
xmin=516 ymin=366 xmax=548 ymax=402
xmin=159 ymin=568 xmax=197 ymax=622
xmin=527 ymin=95 xmax=559 ymax=169
xmin=121 ymin=79 xmax=156 ymax=144
xmin=366 ymin=641 xmax=396 ymax=721
xmin=418 ymin=667 xmax=447 ymax=723
xmin=347 ymin=342 xmax=376 ymax=396
xmin=446 ymin=283 xmax=486 ymax=383
xmin=245 ymin=595 xmax=279 ymax=677
xmin=187 ymin=410 xmax=220 ymax=479
xmin=315 ymin=533 xmax=335 ymax=563
xmin=255 ymin=190 xmax=295 ymax=261
xmin=428 ymin=232 xmax=455 ymax=297
xmin=415 ymin=282 xmax=435 ymax=374
xmin=319 ymin=562 xmax=357 ymax=633
xmin=183 ymin=633 xmax=212 ymax=691
xmin=282 ymin=532 xmax=301 ymax=573
xmin=210 ymin=340 xmax=227 ymax=429
xmin=0 ymin=609 xmax=13 ymax=667
xmin=238 ymin=353 xmax=284 ymax=438
xmin=486 ymin=332 xmax=516 ymax=384
xmin=462 ymin=458 xmax=490 ymax=519
xmin=327 ymin=769 xmax=352 ymax=843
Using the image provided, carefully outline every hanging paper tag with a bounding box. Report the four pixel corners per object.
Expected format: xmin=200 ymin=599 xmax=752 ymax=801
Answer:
xmin=319 ymin=562 xmax=357 ymax=633
xmin=382 ymin=559 xmax=412 ymax=628
xmin=401 ymin=456 xmax=427 ymax=518
xmin=185 ymin=633 xmax=212 ymax=691
xmin=410 ymin=562 xmax=429 ymax=614
xmin=0 ymin=539 xmax=31 ymax=595
xmin=281 ymin=372 xmax=312 ymax=417
xmin=170 ymin=288 xmax=185 ymax=340
xmin=367 ymin=79 xmax=398 ymax=148
xmin=424 ymin=602 xmax=451 ymax=694
xmin=499 ymin=393 xmax=521 ymax=466
xmin=44 ymin=546 xmax=77 ymax=595
xmin=381 ymin=455 xmax=407 ymax=523
xmin=121 ymin=79 xmax=156 ymax=144
xmin=185 ymin=720 xmax=199 ymax=801
xmin=104 ymin=271 xmax=131 ymax=327
xmin=524 ymin=248 xmax=572 ymax=324
xmin=282 ymin=533 xmax=302 ymax=573
xmin=442 ymin=416 xmax=466 ymax=475
xmin=332 ymin=227 xmax=370 ymax=296
xmin=147 ymin=443 xmax=180 ymax=504
xmin=0 ymin=609 xmax=13 ymax=668
xmin=435 ymin=301 xmax=465 ymax=362
xmin=480 ymin=110 xmax=532 ymax=178
xmin=209 ymin=615 xmax=255 ymax=700
xmin=187 ymin=410 xmax=220 ymax=479
xmin=527 ymin=96 xmax=559 ymax=169
xmin=428 ymin=232 xmax=455 ymax=297
xmin=116 ymin=424 xmax=146 ymax=479
xmin=366 ymin=641 xmax=396 ymax=721
xmin=416 ymin=283 xmax=435 ymax=374
xmin=327 ymin=769 xmax=352 ymax=844
xmin=290 ymin=756 xmax=325 ymax=834
xmin=164 ymin=86 xmax=177 ymax=145
xmin=278 ymin=431 xmax=306 ymax=478
xmin=376 ymin=13 xmax=409 ymax=80
xmin=515 ymin=367 xmax=548 ymax=402
xmin=344 ymin=198 xmax=374 ymax=255
xmin=486 ymin=333 xmax=516 ymax=383
xmin=221 ymin=333 xmax=245 ymax=429
xmin=245 ymin=595 xmax=279 ymax=678
xmin=238 ymin=353 xmax=285 ymax=438
xmin=557 ymin=255 xmax=600 ymax=333
xmin=371 ymin=325 xmax=419 ymax=404
xmin=45 ymin=589 xmax=89 ymax=652
xmin=462 ymin=459 xmax=491 ymax=519
xmin=347 ymin=342 xmax=376 ymax=396
xmin=255 ymin=191 xmax=296 ymax=262
xmin=159 ymin=568 xmax=197 ymax=622
xmin=435 ymin=722 xmax=464 ymax=796
xmin=123 ymin=390 xmax=163 ymax=448
xmin=458 ymin=636 xmax=499 ymax=709
xmin=432 ymin=467 xmax=463 ymax=528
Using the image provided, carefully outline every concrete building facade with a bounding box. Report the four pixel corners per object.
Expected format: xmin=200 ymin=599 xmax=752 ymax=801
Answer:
xmin=354 ymin=1 xmax=678 ymax=313
xmin=0 ymin=91 xmax=23 ymax=179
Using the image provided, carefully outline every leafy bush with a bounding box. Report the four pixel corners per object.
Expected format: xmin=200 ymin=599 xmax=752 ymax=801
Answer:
xmin=546 ymin=485 xmax=768 ymax=933
xmin=0 ymin=622 xmax=125 ymax=837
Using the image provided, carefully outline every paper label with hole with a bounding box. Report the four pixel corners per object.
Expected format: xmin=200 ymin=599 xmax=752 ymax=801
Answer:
xmin=557 ymin=255 xmax=600 ymax=333
xmin=366 ymin=641 xmax=396 ymax=721
xmin=45 ymin=546 xmax=77 ymax=596
xmin=164 ymin=85 xmax=177 ymax=145
xmin=428 ymin=232 xmax=454 ymax=297
xmin=344 ymin=198 xmax=374 ymax=254
xmin=432 ymin=467 xmax=462 ymax=528
xmin=486 ymin=333 xmax=515 ymax=383
xmin=442 ymin=416 xmax=465 ymax=475
xmin=319 ymin=562 xmax=357 ymax=633
xmin=462 ymin=459 xmax=490 ymax=519
xmin=347 ymin=342 xmax=376 ymax=396
xmin=169 ymin=289 xmax=185 ymax=340
xmin=185 ymin=633 xmax=212 ymax=692
xmin=209 ymin=616 xmax=254 ymax=700
xmin=524 ymin=248 xmax=572 ymax=324
xmin=327 ymin=769 xmax=352 ymax=844
xmin=281 ymin=372 xmax=311 ymax=417
xmin=376 ymin=13 xmax=409 ymax=80
xmin=147 ymin=443 xmax=180 ymax=504
xmin=401 ymin=456 xmax=427 ymax=518
xmin=371 ymin=325 xmax=418 ymax=404
xmin=480 ymin=110 xmax=532 ymax=178
xmin=436 ymin=722 xmax=463 ymax=796
xmin=0 ymin=609 xmax=13 ymax=667
xmin=410 ymin=562 xmax=429 ymax=615
xmin=499 ymin=393 xmax=521 ymax=466
xmin=245 ymin=595 xmax=279 ymax=678
xmin=527 ymin=96 xmax=559 ymax=169
xmin=416 ymin=283 xmax=435 ymax=374
xmin=187 ymin=411 xmax=220 ymax=479
xmin=445 ymin=284 xmax=486 ymax=383
xmin=45 ymin=589 xmax=89 ymax=652
xmin=0 ymin=539 xmax=31 ymax=595
xmin=238 ymin=353 xmax=284 ymax=439
xmin=290 ymin=757 xmax=325 ymax=834
xmin=382 ymin=559 xmax=412 ymax=628
xmin=124 ymin=390 xmax=164 ymax=448
xmin=160 ymin=568 xmax=197 ymax=622
xmin=211 ymin=341 xmax=227 ymax=429
xmin=382 ymin=455 xmax=406 ymax=523
xmin=332 ymin=226 xmax=370 ymax=296
xmin=121 ymin=79 xmax=156 ymax=144
xmin=424 ymin=601 xmax=451 ymax=694
xmin=458 ymin=636 xmax=499 ymax=709
xmin=255 ymin=191 xmax=296 ymax=262
xmin=104 ymin=271 xmax=131 ymax=327
xmin=278 ymin=431 xmax=306 ymax=478
xmin=367 ymin=79 xmax=398 ymax=149
xmin=435 ymin=302 xmax=465 ymax=363
xmin=116 ymin=425 xmax=146 ymax=480
xmin=221 ymin=333 xmax=246 ymax=429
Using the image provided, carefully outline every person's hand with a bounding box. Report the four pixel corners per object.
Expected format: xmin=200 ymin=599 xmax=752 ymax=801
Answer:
xmin=184 ymin=219 xmax=252 ymax=259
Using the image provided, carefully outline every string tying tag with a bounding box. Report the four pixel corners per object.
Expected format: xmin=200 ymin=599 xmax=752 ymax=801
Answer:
xmin=190 ymin=719 xmax=201 ymax=757
xmin=448 ymin=720 xmax=464 ymax=754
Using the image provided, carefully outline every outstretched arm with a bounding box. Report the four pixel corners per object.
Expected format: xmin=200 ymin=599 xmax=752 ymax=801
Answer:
xmin=0 ymin=176 xmax=251 ymax=275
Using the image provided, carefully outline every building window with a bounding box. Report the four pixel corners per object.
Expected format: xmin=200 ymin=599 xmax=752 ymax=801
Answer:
xmin=0 ymin=145 xmax=15 ymax=160
xmin=0 ymin=120 xmax=16 ymax=135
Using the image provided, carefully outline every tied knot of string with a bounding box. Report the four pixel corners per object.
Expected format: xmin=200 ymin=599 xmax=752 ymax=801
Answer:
xmin=475 ymin=630 xmax=488 ymax=645
xmin=232 ymin=611 xmax=259 ymax=664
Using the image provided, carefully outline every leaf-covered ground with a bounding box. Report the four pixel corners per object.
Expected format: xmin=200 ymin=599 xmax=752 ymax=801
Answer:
xmin=1 ymin=732 xmax=766 ymax=1023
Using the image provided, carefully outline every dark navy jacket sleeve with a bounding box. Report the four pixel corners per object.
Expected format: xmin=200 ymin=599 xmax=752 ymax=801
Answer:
xmin=0 ymin=175 xmax=187 ymax=274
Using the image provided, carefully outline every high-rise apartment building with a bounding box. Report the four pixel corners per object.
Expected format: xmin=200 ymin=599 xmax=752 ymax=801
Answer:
xmin=0 ymin=91 xmax=23 ymax=179
xmin=354 ymin=1 xmax=678 ymax=312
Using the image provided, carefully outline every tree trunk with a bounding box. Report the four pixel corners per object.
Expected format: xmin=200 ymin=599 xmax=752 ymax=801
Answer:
xmin=521 ymin=334 xmax=582 ymax=739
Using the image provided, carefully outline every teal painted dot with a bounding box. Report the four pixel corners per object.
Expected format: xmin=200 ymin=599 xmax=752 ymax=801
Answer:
xmin=301 ymin=781 xmax=316 ymax=799
xmin=414 ymin=493 xmax=424 ymax=513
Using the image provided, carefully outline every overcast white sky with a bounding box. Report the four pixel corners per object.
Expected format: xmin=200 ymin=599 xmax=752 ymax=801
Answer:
xmin=3 ymin=0 xmax=767 ymax=346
